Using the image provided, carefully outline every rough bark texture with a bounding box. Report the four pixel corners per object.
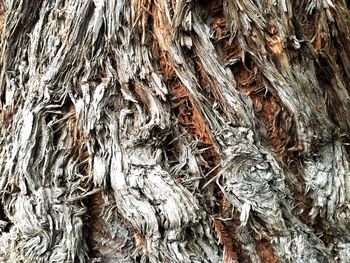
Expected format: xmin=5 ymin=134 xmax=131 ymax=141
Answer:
xmin=1 ymin=0 xmax=350 ymax=262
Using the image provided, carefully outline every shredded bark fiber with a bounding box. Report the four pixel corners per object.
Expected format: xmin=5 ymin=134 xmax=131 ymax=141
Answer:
xmin=1 ymin=0 xmax=350 ymax=262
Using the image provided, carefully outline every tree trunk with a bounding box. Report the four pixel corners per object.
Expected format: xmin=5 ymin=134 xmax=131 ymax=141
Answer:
xmin=1 ymin=0 xmax=350 ymax=262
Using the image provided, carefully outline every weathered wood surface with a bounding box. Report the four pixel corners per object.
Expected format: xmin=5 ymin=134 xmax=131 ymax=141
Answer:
xmin=0 ymin=0 xmax=350 ymax=262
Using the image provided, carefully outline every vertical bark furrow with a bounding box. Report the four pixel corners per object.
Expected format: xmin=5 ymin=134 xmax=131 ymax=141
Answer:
xmin=85 ymin=192 xmax=135 ymax=262
xmin=221 ymin=0 xmax=350 ymax=231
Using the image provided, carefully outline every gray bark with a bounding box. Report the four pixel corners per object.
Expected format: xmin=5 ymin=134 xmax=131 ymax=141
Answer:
xmin=0 ymin=0 xmax=350 ymax=262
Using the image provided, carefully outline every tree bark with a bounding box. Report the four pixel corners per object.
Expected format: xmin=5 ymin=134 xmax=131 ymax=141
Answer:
xmin=1 ymin=0 xmax=350 ymax=262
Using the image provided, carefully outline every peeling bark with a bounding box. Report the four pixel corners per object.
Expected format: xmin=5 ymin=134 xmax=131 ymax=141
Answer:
xmin=0 ymin=0 xmax=350 ymax=262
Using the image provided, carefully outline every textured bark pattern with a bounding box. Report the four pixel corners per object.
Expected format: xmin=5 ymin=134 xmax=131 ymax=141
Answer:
xmin=0 ymin=0 xmax=350 ymax=262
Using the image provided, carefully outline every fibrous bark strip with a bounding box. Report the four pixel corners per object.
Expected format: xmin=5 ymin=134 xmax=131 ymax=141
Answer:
xmin=0 ymin=0 xmax=350 ymax=262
